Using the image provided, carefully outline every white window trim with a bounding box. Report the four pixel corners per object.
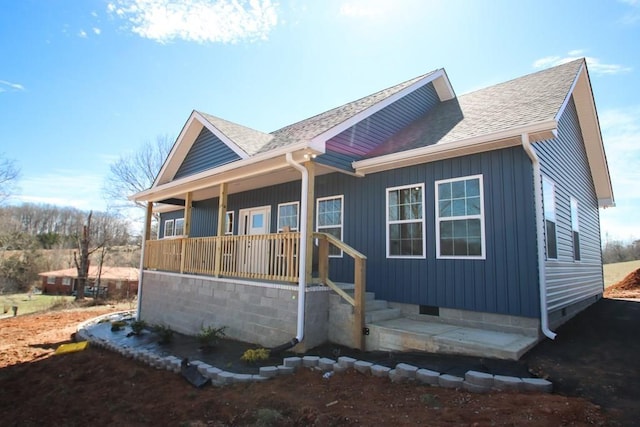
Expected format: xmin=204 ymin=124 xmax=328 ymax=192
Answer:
xmin=542 ymin=176 xmax=558 ymax=260
xmin=163 ymin=219 xmax=174 ymax=238
xmin=225 ymin=211 xmax=235 ymax=235
xmin=277 ymin=201 xmax=300 ymax=232
xmin=435 ymin=174 xmax=486 ymax=260
xmin=386 ymin=183 xmax=426 ymax=259
xmin=62 ymin=277 xmax=72 ymax=286
xmin=47 ymin=276 xmax=56 ymax=285
xmin=316 ymin=195 xmax=344 ymax=258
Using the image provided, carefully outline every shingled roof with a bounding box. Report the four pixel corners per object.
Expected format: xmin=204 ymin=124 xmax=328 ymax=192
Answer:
xmin=198 ymin=112 xmax=274 ymax=156
xmin=366 ymin=59 xmax=583 ymax=157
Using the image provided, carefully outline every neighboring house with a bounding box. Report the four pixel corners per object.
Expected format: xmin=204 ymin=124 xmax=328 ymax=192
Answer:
xmin=40 ymin=266 xmax=138 ymax=298
xmin=132 ymin=58 xmax=613 ymax=360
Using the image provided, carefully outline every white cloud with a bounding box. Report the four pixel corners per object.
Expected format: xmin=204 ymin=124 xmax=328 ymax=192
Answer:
xmin=79 ymin=29 xmax=88 ymax=38
xmin=0 ymin=80 xmax=25 ymax=92
xmin=17 ymin=171 xmax=108 ymax=212
xmin=619 ymin=0 xmax=640 ymax=24
xmin=107 ymin=0 xmax=278 ymax=44
xmin=93 ymin=27 xmax=102 ymax=35
xmin=533 ymin=51 xmax=631 ymax=75
xmin=339 ymin=1 xmax=386 ymax=18
xmin=599 ymin=107 xmax=640 ymax=242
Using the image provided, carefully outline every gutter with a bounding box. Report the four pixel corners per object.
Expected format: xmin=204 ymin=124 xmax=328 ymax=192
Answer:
xmin=521 ymin=133 xmax=556 ymax=340
xmin=284 ymin=152 xmax=309 ymax=345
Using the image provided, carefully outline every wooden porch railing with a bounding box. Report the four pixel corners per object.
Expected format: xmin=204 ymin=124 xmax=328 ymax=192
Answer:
xmin=144 ymin=232 xmax=299 ymax=282
xmin=314 ymin=232 xmax=367 ymax=351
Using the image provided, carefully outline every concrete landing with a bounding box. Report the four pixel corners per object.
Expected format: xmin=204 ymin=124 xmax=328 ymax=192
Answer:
xmin=367 ymin=317 xmax=539 ymax=360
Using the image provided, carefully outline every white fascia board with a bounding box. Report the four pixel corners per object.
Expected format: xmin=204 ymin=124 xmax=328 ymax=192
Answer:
xmin=309 ymin=69 xmax=453 ymax=147
xmin=131 ymin=142 xmax=321 ymax=202
xmin=563 ymin=64 xmax=615 ymax=207
xmin=153 ymin=112 xmax=199 ymax=187
xmin=353 ymin=120 xmax=558 ymax=175
xmin=193 ymin=111 xmax=250 ymax=159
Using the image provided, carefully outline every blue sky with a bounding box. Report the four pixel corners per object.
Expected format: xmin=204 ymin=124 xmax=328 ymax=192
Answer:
xmin=1 ymin=0 xmax=638 ymax=242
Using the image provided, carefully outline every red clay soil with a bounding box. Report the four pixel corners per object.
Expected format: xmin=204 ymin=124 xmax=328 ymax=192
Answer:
xmin=0 ymin=305 xmax=613 ymax=426
xmin=604 ymin=268 xmax=640 ymax=298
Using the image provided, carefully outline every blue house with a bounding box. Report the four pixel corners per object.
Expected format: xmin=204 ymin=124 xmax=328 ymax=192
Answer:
xmin=132 ymin=58 xmax=614 ymax=360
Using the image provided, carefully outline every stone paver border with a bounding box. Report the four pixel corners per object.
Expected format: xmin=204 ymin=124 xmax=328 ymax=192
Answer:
xmin=76 ymin=312 xmax=552 ymax=393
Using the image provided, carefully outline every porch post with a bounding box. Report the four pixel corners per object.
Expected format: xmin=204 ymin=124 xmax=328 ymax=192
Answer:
xmin=214 ymin=182 xmax=228 ymax=277
xmin=137 ymin=201 xmax=153 ymax=320
xmin=144 ymin=202 xmax=153 ymax=242
xmin=180 ymin=192 xmax=192 ymax=273
xmin=304 ymin=161 xmax=315 ymax=285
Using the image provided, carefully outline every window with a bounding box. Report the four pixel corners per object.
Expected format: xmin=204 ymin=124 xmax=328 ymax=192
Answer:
xmin=571 ymin=197 xmax=581 ymax=261
xmin=317 ymin=195 xmax=343 ymax=257
xmin=62 ymin=277 xmax=71 ymax=286
xmin=163 ymin=219 xmax=174 ymax=238
xmin=225 ymin=211 xmax=234 ymax=235
xmin=542 ymin=177 xmax=557 ymax=259
xmin=435 ymin=175 xmax=484 ymax=259
xmin=387 ymin=184 xmax=425 ymax=258
xmin=47 ymin=276 xmax=55 ymax=285
xmin=278 ymin=202 xmax=299 ymax=231
xmin=174 ymin=218 xmax=185 ymax=236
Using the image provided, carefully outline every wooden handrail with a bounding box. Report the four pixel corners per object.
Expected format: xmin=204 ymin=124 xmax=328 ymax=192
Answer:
xmin=314 ymin=232 xmax=366 ymax=351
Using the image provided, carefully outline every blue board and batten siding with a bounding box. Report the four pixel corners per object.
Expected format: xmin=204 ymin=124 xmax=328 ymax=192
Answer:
xmin=174 ymin=127 xmax=241 ymax=179
xmin=160 ymin=146 xmax=540 ymax=318
xmin=317 ymin=82 xmax=441 ymax=171
xmin=535 ymin=97 xmax=603 ymax=312
xmin=317 ymin=147 xmax=540 ymax=318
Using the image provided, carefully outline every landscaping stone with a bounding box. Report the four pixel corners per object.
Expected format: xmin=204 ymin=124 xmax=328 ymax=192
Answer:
xmin=302 ymin=355 xmax=320 ymax=367
xmin=318 ymin=357 xmax=336 ymax=371
xmin=522 ymin=378 xmax=553 ymax=393
xmin=283 ymin=356 xmax=302 ymax=368
xmin=277 ymin=365 xmax=294 ymax=375
xmin=463 ymin=381 xmax=491 ymax=394
xmin=259 ymin=366 xmax=279 ymax=378
xmin=465 ymin=370 xmax=494 ymax=387
xmin=217 ymin=371 xmax=234 ymax=384
xmin=371 ymin=364 xmax=391 ymax=377
xmin=197 ymin=363 xmax=212 ymax=375
xmin=416 ymin=369 xmax=440 ymax=385
xmin=333 ymin=363 xmax=348 ymax=374
xmin=205 ymin=366 xmax=222 ymax=379
xmin=494 ymin=375 xmax=523 ymax=391
xmin=233 ymin=373 xmax=253 ymax=383
xmin=388 ymin=369 xmax=407 ymax=383
xmin=353 ymin=360 xmax=373 ymax=374
xmin=438 ymin=374 xmax=464 ymax=389
xmin=251 ymin=374 xmax=269 ymax=382
xmin=337 ymin=356 xmax=357 ymax=368
xmin=395 ymin=363 xmax=419 ymax=379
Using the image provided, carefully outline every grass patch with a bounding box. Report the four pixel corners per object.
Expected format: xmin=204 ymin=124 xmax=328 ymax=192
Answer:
xmin=1 ymin=293 xmax=75 ymax=317
xmin=603 ymin=260 xmax=640 ymax=287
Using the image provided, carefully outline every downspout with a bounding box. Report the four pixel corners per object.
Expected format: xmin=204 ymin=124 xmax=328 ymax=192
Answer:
xmin=284 ymin=152 xmax=309 ymax=345
xmin=135 ymin=216 xmax=148 ymax=321
xmin=521 ymin=133 xmax=557 ymax=340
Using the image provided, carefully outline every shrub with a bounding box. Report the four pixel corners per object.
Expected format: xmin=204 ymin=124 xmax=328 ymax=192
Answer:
xmin=241 ymin=348 xmax=270 ymax=364
xmin=111 ymin=320 xmax=127 ymax=332
xmin=254 ymin=408 xmax=282 ymax=427
xmin=197 ymin=325 xmax=227 ymax=349
xmin=130 ymin=319 xmax=147 ymax=335
xmin=153 ymin=324 xmax=174 ymax=344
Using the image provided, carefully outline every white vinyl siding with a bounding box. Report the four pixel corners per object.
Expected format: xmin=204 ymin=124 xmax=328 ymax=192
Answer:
xmin=386 ymin=184 xmax=425 ymax=258
xmin=435 ymin=175 xmax=485 ymax=259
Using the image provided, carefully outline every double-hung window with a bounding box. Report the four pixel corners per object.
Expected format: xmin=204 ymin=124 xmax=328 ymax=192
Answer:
xmin=317 ymin=195 xmax=343 ymax=257
xmin=278 ymin=202 xmax=299 ymax=231
xmin=542 ymin=177 xmax=557 ymax=259
xmin=570 ymin=197 xmax=580 ymax=261
xmin=164 ymin=219 xmax=175 ymax=238
xmin=386 ymin=184 xmax=425 ymax=258
xmin=436 ymin=175 xmax=485 ymax=258
xmin=174 ymin=218 xmax=185 ymax=236
xmin=225 ymin=211 xmax=234 ymax=235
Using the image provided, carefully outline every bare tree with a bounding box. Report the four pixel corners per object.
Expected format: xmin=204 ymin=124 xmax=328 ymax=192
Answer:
xmin=103 ymin=135 xmax=173 ymax=213
xmin=0 ymin=154 xmax=20 ymax=204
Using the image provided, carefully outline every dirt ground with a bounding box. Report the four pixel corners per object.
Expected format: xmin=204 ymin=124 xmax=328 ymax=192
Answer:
xmin=1 ymin=281 xmax=639 ymax=426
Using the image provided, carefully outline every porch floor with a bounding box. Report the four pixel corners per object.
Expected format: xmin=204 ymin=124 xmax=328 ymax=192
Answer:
xmin=367 ymin=317 xmax=539 ymax=360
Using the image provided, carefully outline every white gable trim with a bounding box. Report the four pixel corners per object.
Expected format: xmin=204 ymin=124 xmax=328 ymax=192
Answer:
xmin=556 ymin=62 xmax=614 ymax=208
xmin=153 ymin=111 xmax=251 ymax=187
xmin=309 ymin=69 xmax=454 ymax=148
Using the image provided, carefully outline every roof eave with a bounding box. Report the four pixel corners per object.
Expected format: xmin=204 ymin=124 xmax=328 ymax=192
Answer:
xmin=353 ymin=120 xmax=558 ymax=175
